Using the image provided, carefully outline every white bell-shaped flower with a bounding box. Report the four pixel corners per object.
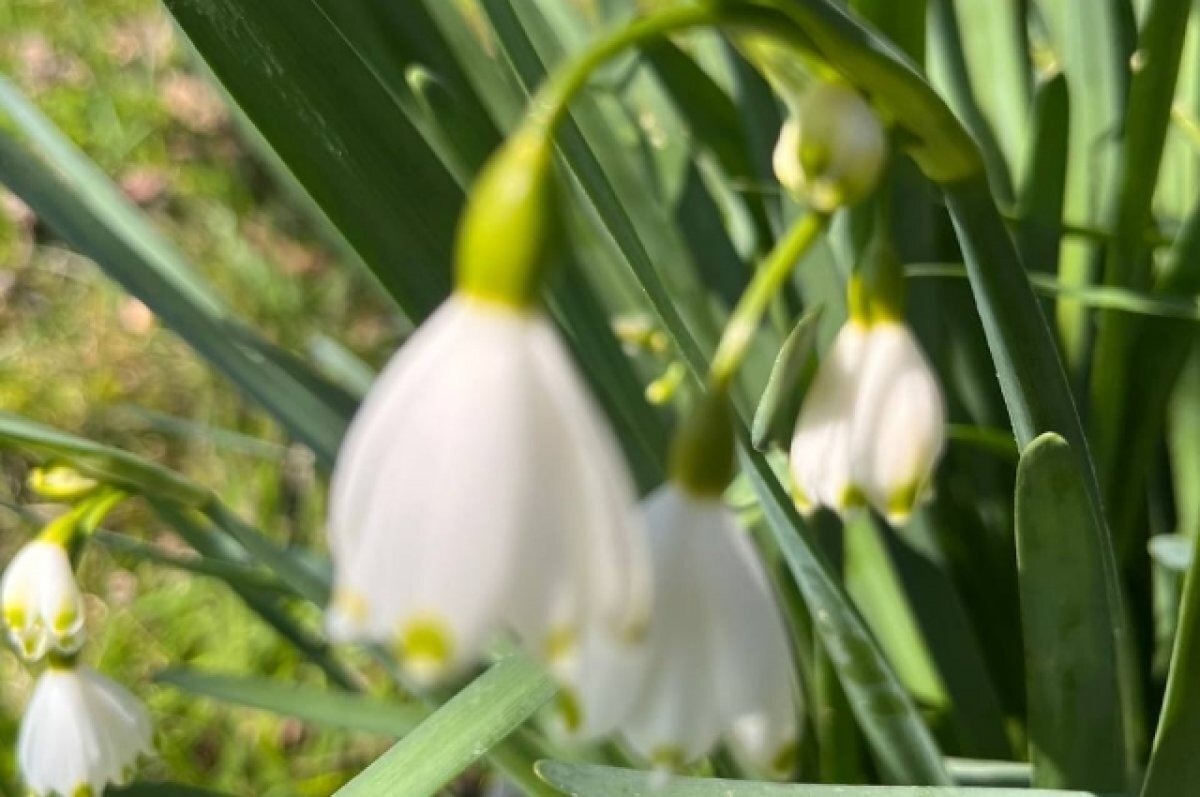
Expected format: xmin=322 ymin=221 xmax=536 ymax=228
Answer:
xmin=772 ymin=82 xmax=886 ymax=212
xmin=790 ymin=320 xmax=945 ymax=522
xmin=327 ymin=295 xmax=650 ymax=684
xmin=561 ymin=485 xmax=799 ymax=777
xmin=1 ymin=539 xmax=85 ymax=661
xmin=18 ymin=664 xmax=153 ymax=796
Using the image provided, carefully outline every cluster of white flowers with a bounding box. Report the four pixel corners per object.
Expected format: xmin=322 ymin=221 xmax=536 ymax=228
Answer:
xmin=327 ymin=82 xmax=944 ymax=776
xmin=2 ymin=501 xmax=153 ymax=796
xmin=327 ymin=292 xmax=801 ymax=771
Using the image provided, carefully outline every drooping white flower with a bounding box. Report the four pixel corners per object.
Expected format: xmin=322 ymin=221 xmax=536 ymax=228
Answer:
xmin=326 ymin=295 xmax=650 ymax=684
xmin=790 ymin=320 xmax=945 ymax=522
xmin=1 ymin=539 xmax=85 ymax=661
xmin=560 ymin=485 xmax=799 ymax=777
xmin=18 ymin=664 xmax=153 ymax=797
xmin=772 ymin=82 xmax=886 ymax=212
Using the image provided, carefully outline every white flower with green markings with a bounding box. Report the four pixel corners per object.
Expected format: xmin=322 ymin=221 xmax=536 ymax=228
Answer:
xmin=326 ymin=295 xmax=650 ymax=685
xmin=18 ymin=664 xmax=153 ymax=797
xmin=790 ymin=319 xmax=945 ymax=523
xmin=558 ymin=484 xmax=799 ymax=776
xmin=773 ymin=81 xmax=886 ymax=212
xmin=1 ymin=539 xmax=85 ymax=661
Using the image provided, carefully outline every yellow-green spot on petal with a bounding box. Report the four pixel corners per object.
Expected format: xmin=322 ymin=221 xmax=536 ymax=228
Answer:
xmin=555 ymin=687 xmax=582 ymax=734
xmin=72 ymin=784 xmax=93 ymax=797
xmin=398 ymin=617 xmax=453 ymax=680
xmin=649 ymin=745 xmax=686 ymax=770
xmin=543 ymin=626 xmax=577 ymax=664
xmin=52 ymin=606 xmax=78 ymax=635
xmin=4 ymin=604 xmax=27 ymax=629
xmin=886 ymin=480 xmax=922 ymax=524
xmin=838 ymin=484 xmax=868 ymax=512
xmin=771 ymin=740 xmax=799 ymax=776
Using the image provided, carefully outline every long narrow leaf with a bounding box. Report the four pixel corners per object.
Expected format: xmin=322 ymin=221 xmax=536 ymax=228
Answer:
xmin=536 ymin=761 xmax=1110 ymax=797
xmin=333 ymin=654 xmax=557 ymax=797
xmin=1014 ymin=433 xmax=1125 ymax=790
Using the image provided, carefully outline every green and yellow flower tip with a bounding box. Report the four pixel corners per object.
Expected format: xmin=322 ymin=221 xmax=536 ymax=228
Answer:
xmin=397 ymin=616 xmax=454 ymax=683
xmin=455 ymin=126 xmax=556 ymax=310
xmin=847 ymin=236 xmax=905 ymax=326
xmin=669 ymin=390 xmax=736 ymax=499
xmin=28 ymin=465 xmax=100 ymax=502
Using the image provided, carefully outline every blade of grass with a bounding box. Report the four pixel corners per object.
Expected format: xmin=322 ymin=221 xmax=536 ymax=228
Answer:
xmin=332 ymin=653 xmax=558 ymax=797
xmin=158 ymin=670 xmax=425 ymax=737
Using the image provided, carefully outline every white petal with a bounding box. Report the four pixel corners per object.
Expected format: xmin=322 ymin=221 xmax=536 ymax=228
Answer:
xmin=790 ymin=322 xmax=869 ymax=512
xmin=850 ymin=323 xmax=946 ymax=522
xmin=619 ymin=488 xmax=726 ymax=766
xmin=18 ymin=666 xmax=152 ymax=796
xmin=326 ymin=295 xmax=647 ymax=684
xmin=328 ymin=298 xmax=541 ymax=678
xmin=550 ymin=629 xmax=646 ymax=741
xmin=2 ymin=540 xmax=84 ymax=659
xmin=521 ymin=319 xmax=649 ymax=644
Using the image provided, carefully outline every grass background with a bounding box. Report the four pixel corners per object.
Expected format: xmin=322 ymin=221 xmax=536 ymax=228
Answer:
xmin=0 ymin=0 xmax=403 ymax=792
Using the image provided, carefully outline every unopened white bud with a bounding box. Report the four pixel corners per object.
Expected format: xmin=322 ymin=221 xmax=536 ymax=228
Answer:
xmin=773 ymin=83 xmax=886 ymax=212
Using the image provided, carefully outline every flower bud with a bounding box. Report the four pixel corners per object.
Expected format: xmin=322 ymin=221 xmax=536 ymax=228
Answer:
xmin=668 ymin=391 xmax=736 ymax=498
xmin=455 ymin=127 xmax=556 ymax=309
xmin=28 ymin=464 xmax=100 ymax=501
xmin=772 ymin=82 xmax=886 ymax=212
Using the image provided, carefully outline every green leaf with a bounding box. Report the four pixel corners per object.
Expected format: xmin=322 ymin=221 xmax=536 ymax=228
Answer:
xmin=163 ymin=0 xmax=463 ymax=319
xmin=1015 ymin=74 xmax=1070 ymax=277
xmin=0 ymin=411 xmax=207 ymax=506
xmin=158 ymin=669 xmax=425 ymax=737
xmin=535 ymin=761 xmax=1112 ymax=797
xmin=926 ymin=0 xmax=1015 ymax=203
xmin=1142 ymin=534 xmax=1200 ymax=797
xmin=1090 ymin=0 xmax=1194 ymax=560
xmin=148 ymin=500 xmax=356 ymax=691
xmin=739 ymin=445 xmax=951 ymax=785
xmin=1014 ymin=433 xmax=1125 ymax=791
xmin=93 ymin=531 xmax=290 ymax=595
xmin=333 ymin=653 xmax=557 ymax=797
xmin=0 ymin=90 xmax=349 ymax=467
xmin=751 ymin=306 xmax=822 ymax=450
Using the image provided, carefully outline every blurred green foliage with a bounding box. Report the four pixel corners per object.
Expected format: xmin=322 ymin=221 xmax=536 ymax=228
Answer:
xmin=0 ymin=0 xmax=399 ymax=792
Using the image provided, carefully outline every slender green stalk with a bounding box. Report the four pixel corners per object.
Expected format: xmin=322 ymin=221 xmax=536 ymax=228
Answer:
xmin=527 ymin=4 xmax=720 ymax=133
xmin=709 ymin=212 xmax=827 ymax=390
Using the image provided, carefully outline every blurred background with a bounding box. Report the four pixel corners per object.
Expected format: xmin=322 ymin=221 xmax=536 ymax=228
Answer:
xmin=0 ymin=0 xmax=401 ymax=792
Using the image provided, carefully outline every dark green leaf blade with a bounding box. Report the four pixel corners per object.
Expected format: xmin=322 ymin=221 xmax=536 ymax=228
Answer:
xmin=535 ymin=761 xmax=1109 ymax=797
xmin=1014 ymin=433 xmax=1125 ymax=790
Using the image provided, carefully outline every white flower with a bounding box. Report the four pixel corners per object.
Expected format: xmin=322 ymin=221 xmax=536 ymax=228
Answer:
xmin=561 ymin=486 xmax=799 ymax=777
xmin=772 ymin=82 xmax=886 ymax=212
xmin=790 ymin=320 xmax=945 ymax=522
xmin=326 ymin=295 xmax=650 ymax=684
xmin=1 ymin=539 xmax=85 ymax=661
xmin=19 ymin=664 xmax=153 ymax=796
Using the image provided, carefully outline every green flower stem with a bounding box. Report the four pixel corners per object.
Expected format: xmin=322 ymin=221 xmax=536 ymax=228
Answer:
xmin=526 ymin=4 xmax=721 ymax=135
xmin=709 ymin=211 xmax=827 ymax=390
